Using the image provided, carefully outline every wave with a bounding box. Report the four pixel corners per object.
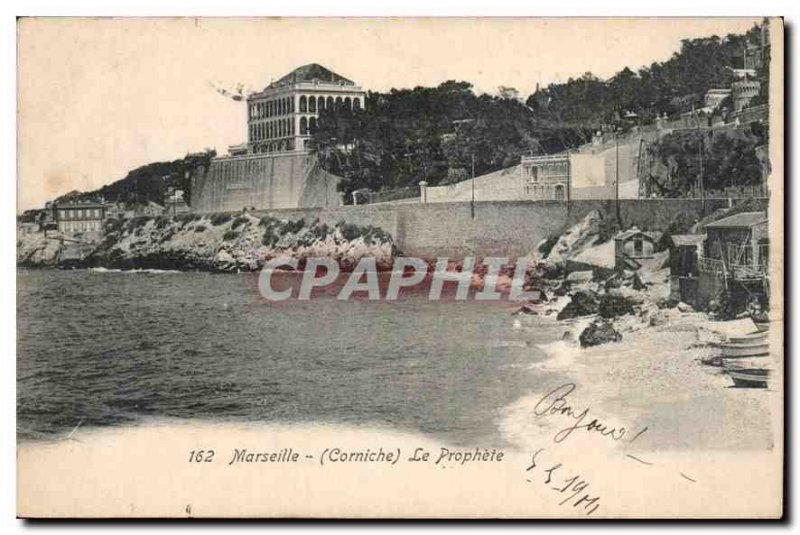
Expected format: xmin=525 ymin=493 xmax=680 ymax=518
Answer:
xmin=88 ymin=267 xmax=181 ymax=274
xmin=527 ymin=340 xmax=579 ymax=371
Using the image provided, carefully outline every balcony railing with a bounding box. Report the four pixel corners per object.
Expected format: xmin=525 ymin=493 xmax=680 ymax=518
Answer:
xmin=698 ymin=257 xmax=766 ymax=280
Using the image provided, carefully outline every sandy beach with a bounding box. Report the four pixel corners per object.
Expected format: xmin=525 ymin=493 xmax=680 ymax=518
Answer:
xmin=503 ymin=309 xmax=780 ymax=453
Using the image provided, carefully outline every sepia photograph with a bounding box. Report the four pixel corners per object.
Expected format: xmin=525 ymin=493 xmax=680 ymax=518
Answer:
xmin=14 ymin=15 xmax=784 ymax=519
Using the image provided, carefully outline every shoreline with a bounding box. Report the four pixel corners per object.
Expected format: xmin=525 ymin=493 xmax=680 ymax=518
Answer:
xmin=513 ymin=311 xmax=778 ymax=452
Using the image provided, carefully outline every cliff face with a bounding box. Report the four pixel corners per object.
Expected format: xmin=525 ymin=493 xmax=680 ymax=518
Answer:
xmin=17 ymin=213 xmax=394 ymax=272
xmin=17 ymin=233 xmax=65 ymax=267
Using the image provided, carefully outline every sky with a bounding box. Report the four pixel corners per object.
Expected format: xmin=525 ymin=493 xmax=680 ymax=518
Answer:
xmin=17 ymin=17 xmax=761 ymax=211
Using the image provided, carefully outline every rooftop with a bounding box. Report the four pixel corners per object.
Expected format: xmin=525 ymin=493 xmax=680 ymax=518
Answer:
xmin=55 ymin=199 xmax=107 ymax=208
xmin=266 ymin=63 xmax=356 ymax=90
xmin=615 ymin=227 xmax=657 ymax=242
xmin=705 ymin=211 xmax=767 ymax=229
xmin=670 ymin=234 xmax=706 ymax=247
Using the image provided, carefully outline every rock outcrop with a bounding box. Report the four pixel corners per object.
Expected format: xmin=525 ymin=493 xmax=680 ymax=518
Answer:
xmin=556 ymin=289 xmax=600 ymax=320
xmin=17 ymin=213 xmax=395 ymax=272
xmin=579 ymin=318 xmax=623 ymax=347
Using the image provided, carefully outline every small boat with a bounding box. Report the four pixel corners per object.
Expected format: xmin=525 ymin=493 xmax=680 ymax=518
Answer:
xmin=713 ymin=339 xmax=770 ymax=358
xmin=727 ymin=330 xmax=768 ymax=344
xmin=702 ymin=355 xmax=723 ymax=367
xmin=722 ymin=356 xmax=771 ymax=370
xmin=753 ymin=320 xmax=770 ymax=332
xmin=727 ymin=367 xmax=770 ymax=388
xmin=751 ymin=312 xmax=770 ymax=332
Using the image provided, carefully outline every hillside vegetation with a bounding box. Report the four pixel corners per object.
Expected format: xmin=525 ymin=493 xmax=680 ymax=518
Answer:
xmin=311 ymin=21 xmax=769 ymax=200
xmin=50 ymin=22 xmax=769 ymax=209
xmin=55 ymin=150 xmax=216 ymax=207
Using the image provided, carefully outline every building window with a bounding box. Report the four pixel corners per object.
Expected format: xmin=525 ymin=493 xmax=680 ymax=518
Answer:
xmin=327 ymin=96 xmax=334 ymax=110
xmin=345 ymin=97 xmax=351 ymax=110
xmin=554 ymin=185 xmax=565 ymax=201
xmin=353 ymin=97 xmax=361 ymax=110
xmin=309 ymin=96 xmax=317 ymax=113
xmin=335 ymin=96 xmax=343 ymax=110
xmin=309 ymin=116 xmax=317 ymax=133
xmin=299 ymin=96 xmax=306 ymax=113
xmin=300 ymin=116 xmax=308 ymax=135
xmin=318 ymin=96 xmax=325 ymax=111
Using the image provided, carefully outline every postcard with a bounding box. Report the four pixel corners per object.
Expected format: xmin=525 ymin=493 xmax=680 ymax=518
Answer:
xmin=16 ymin=17 xmax=784 ymax=518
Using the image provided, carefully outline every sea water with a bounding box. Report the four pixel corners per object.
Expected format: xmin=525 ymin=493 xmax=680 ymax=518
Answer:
xmin=17 ymin=269 xmax=564 ymax=446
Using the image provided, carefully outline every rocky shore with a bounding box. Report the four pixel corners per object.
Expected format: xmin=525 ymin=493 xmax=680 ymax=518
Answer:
xmin=501 ymin=210 xmax=777 ymax=451
xmin=17 ymin=213 xmax=395 ymax=272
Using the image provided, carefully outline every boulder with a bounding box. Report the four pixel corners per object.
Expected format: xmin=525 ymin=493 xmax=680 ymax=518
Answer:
xmin=566 ymin=270 xmax=594 ymax=283
xmin=557 ymin=289 xmax=600 ymax=320
xmin=579 ymin=318 xmax=623 ymax=347
xmin=546 ymin=210 xmax=604 ymax=263
xmin=598 ymin=291 xmax=637 ymax=319
xmin=603 ymin=274 xmax=622 ymax=291
xmin=535 ymin=260 xmax=565 ymax=280
xmin=553 ymin=279 xmax=572 ymax=297
xmin=677 ymin=301 xmax=695 ymax=313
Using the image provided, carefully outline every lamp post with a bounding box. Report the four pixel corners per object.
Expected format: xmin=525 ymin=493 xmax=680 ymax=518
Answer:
xmin=615 ymin=127 xmax=622 ymax=227
xmin=471 ymin=153 xmax=476 ymax=219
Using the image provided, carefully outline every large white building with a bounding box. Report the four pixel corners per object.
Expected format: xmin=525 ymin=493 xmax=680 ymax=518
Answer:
xmin=243 ymin=63 xmax=365 ymax=154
